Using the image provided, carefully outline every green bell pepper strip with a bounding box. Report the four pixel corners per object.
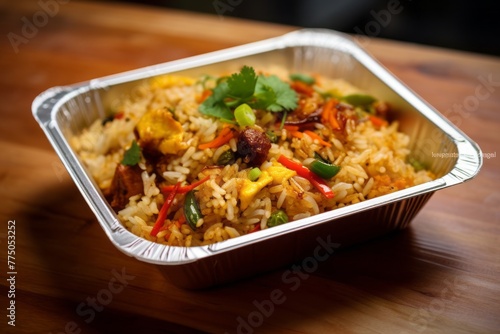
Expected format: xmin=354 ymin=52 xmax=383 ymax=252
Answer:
xmin=184 ymin=190 xmax=203 ymax=230
xmin=308 ymin=159 xmax=341 ymax=179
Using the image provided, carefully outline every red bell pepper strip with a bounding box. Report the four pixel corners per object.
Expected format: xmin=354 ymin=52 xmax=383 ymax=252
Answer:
xmin=277 ymin=155 xmax=335 ymax=199
xmin=161 ymin=175 xmax=210 ymax=194
xmin=150 ymin=182 xmax=180 ymax=237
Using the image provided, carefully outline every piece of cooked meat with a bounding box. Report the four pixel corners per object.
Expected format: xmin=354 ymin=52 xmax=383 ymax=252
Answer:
xmin=237 ymin=127 xmax=271 ymax=166
xmin=108 ymin=164 xmax=144 ymax=211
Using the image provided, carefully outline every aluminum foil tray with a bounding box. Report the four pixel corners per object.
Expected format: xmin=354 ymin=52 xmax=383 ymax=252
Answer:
xmin=32 ymin=29 xmax=482 ymax=289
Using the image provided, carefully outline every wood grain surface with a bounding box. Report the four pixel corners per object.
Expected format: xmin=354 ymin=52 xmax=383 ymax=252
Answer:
xmin=0 ymin=1 xmax=499 ymax=333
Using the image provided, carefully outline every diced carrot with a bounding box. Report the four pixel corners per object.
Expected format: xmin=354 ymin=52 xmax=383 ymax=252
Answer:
xmin=304 ymin=130 xmax=332 ymax=147
xmin=174 ymin=217 xmax=184 ymax=229
xmin=177 ymin=213 xmax=186 ymax=225
xmin=198 ymin=127 xmax=234 ymax=150
xmin=291 ymin=129 xmax=332 ymax=148
xmin=291 ymin=81 xmax=314 ymax=97
xmin=159 ymin=222 xmax=171 ymax=232
xmin=394 ymin=177 xmax=408 ymax=190
xmin=329 ymin=111 xmax=341 ymax=131
xmin=312 ymin=74 xmax=321 ymax=87
xmin=374 ymin=174 xmax=391 ymax=186
xmin=159 ymin=213 xmax=185 ymax=237
xmin=197 ymin=89 xmax=212 ymax=103
xmin=369 ymin=115 xmax=388 ymax=128
xmin=290 ymin=131 xmax=303 ymax=139
xmin=283 ymin=125 xmax=299 ymax=132
xmin=321 ymin=107 xmax=330 ymax=124
xmin=321 ymin=99 xmax=341 ymax=130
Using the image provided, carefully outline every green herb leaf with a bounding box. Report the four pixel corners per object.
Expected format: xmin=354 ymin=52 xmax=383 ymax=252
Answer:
xmin=199 ymin=66 xmax=298 ymax=121
xmin=254 ymin=75 xmax=298 ymax=112
xmin=121 ymin=140 xmax=141 ymax=166
xmin=250 ymin=84 xmax=275 ymax=110
xmin=290 ymin=73 xmax=315 ymax=85
xmin=226 ymin=65 xmax=258 ymax=101
xmin=199 ymin=82 xmax=234 ymax=120
xmin=342 ymin=94 xmax=377 ymax=107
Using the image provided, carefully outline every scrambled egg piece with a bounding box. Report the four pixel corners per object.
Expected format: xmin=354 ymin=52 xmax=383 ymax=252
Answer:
xmin=150 ymin=75 xmax=195 ymax=89
xmin=266 ymin=162 xmax=297 ymax=184
xmin=135 ymin=108 xmax=185 ymax=155
xmin=239 ymin=162 xmax=296 ymax=211
xmin=239 ymin=171 xmax=273 ymax=211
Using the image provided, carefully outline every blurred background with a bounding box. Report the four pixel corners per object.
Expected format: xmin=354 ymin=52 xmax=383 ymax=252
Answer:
xmin=100 ymin=0 xmax=500 ymax=56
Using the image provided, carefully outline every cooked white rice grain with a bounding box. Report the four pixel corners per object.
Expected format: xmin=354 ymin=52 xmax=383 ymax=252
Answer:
xmin=277 ymin=189 xmax=287 ymax=209
xmin=293 ymin=212 xmax=311 ymax=220
xmin=304 ymin=194 xmax=320 ymax=215
xmin=224 ymin=226 xmax=240 ymax=238
xmin=162 ymin=171 xmax=184 ymax=183
xmin=181 ymin=146 xmax=196 ymax=164
xmin=362 ymin=177 xmax=375 ymax=197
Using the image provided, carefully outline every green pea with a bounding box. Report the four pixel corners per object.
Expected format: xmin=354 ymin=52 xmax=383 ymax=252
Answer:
xmin=267 ymin=210 xmax=289 ymax=228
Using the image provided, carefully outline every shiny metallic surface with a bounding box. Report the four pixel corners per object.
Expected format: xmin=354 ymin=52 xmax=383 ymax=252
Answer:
xmin=32 ymin=29 xmax=482 ymax=288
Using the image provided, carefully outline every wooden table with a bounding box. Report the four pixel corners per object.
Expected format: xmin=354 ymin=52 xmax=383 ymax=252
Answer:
xmin=1 ymin=1 xmax=499 ymax=333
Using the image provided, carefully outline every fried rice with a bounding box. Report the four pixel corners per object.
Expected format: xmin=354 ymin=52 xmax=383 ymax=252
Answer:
xmin=71 ymin=67 xmax=434 ymax=247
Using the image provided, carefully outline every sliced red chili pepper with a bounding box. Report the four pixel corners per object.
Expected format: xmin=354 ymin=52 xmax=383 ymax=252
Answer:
xmin=114 ymin=111 xmax=125 ymax=120
xmin=308 ymin=173 xmax=336 ymax=199
xmin=150 ymin=182 xmax=180 ymax=237
xmin=277 ymin=155 xmax=335 ymax=199
xmin=161 ymin=175 xmax=210 ymax=194
xmin=248 ymin=224 xmax=261 ymax=233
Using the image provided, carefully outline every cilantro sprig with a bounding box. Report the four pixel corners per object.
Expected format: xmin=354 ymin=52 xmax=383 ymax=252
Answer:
xmin=121 ymin=140 xmax=141 ymax=166
xmin=199 ymin=66 xmax=298 ymax=121
xmin=226 ymin=65 xmax=258 ymax=103
xmin=254 ymin=75 xmax=298 ymax=112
